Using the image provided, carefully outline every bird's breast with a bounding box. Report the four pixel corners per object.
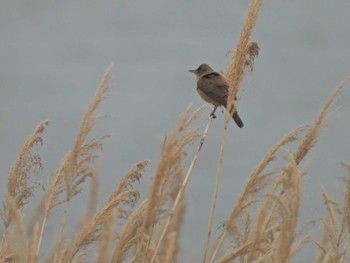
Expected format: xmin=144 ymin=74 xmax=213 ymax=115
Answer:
xmin=196 ymin=88 xmax=220 ymax=106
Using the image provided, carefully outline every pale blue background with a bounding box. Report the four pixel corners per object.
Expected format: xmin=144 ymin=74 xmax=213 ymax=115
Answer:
xmin=1 ymin=1 xmax=350 ymax=261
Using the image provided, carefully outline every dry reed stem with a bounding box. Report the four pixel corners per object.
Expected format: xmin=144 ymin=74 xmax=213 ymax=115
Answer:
xmin=142 ymin=107 xmax=190 ymax=231
xmin=245 ymin=178 xmax=284 ymax=262
xmin=133 ymin=107 xmax=201 ymax=262
xmin=111 ymin=201 xmax=148 ymax=263
xmin=50 ymin=169 xmax=99 ymax=262
xmin=209 ymin=127 xmax=302 ymax=262
xmin=217 ymin=77 xmax=347 ymax=263
xmin=0 ymin=196 xmax=28 ymax=263
xmin=294 ymin=77 xmax=349 ymax=165
xmin=114 ymin=160 xmax=150 ymax=198
xmin=217 ymin=227 xmax=278 ymax=263
xmin=289 ymin=232 xmax=312 ymax=259
xmin=86 ymin=171 xmax=100 ymax=223
xmin=95 ymin=208 xmax=118 ymax=262
xmin=340 ymin=235 xmax=350 ymax=263
xmin=218 ymin=156 xmax=303 ymax=263
xmin=217 ymin=167 xmax=292 ymax=262
xmin=250 ymin=79 xmax=348 ymax=262
xmin=340 ymin=162 xmax=350 ymax=233
xmin=271 ymin=158 xmax=302 ymax=263
xmin=161 ymin=193 xmax=186 ymax=263
xmin=224 ymin=0 xmax=263 ymax=120
xmin=134 ymin=106 xmax=201 ymax=262
xmin=203 ymin=2 xmax=263 ymax=262
xmin=36 ymin=66 xmax=112 ymax=257
xmin=1 ymin=120 xmax=48 ymax=228
xmin=312 ymin=162 xmax=350 ymax=263
xmin=317 ymin=188 xmax=342 ymax=262
xmin=67 ymin=190 xmax=136 ymax=261
xmin=0 ymin=41 xmax=348 ymax=263
xmin=202 ymin=126 xmax=227 ymax=263
xmin=0 ymin=120 xmax=47 ymax=262
xmin=150 ymin=109 xmax=211 ymax=263
xmin=160 ymin=153 xmax=187 ymax=263
xmin=228 ymin=126 xmax=302 ymax=227
xmin=340 ymin=163 xmax=350 ymax=262
xmin=66 ymin=160 xmax=149 ymax=262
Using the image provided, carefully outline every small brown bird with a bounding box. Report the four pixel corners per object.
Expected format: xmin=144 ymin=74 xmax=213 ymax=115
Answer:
xmin=189 ymin=64 xmax=244 ymax=128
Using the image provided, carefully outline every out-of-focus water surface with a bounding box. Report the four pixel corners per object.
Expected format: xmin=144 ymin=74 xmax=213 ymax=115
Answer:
xmin=1 ymin=1 xmax=350 ymax=261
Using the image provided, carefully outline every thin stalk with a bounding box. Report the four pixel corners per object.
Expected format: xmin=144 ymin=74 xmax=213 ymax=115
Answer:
xmin=339 ymin=234 xmax=350 ymax=263
xmin=202 ymin=117 xmax=230 ymax=263
xmin=36 ymin=214 xmax=48 ymax=256
xmin=151 ymin=114 xmax=214 ymax=263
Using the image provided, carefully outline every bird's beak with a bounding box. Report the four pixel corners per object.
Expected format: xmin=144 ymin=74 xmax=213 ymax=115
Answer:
xmin=189 ymin=69 xmax=195 ymax=74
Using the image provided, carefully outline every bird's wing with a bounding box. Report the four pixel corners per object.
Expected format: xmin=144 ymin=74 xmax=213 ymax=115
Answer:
xmin=197 ymin=72 xmax=229 ymax=106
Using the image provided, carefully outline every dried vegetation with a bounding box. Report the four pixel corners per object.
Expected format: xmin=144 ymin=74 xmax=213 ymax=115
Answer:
xmin=1 ymin=0 xmax=349 ymax=262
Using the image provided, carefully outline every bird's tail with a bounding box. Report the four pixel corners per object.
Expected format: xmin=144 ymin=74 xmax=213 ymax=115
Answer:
xmin=232 ymin=111 xmax=244 ymax=128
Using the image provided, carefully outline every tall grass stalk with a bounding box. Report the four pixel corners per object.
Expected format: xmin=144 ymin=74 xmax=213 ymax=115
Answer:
xmin=202 ymin=1 xmax=263 ymax=262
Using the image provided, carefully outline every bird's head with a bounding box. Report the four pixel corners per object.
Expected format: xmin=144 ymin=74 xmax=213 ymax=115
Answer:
xmin=189 ymin=64 xmax=214 ymax=78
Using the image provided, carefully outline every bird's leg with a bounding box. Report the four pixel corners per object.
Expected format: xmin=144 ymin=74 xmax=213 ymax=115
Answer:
xmin=210 ymin=105 xmax=218 ymax=119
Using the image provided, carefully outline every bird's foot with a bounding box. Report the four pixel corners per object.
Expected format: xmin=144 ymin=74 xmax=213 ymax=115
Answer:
xmin=210 ymin=113 xmax=217 ymax=119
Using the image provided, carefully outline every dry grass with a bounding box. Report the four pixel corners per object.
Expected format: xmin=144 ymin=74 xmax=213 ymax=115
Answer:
xmin=1 ymin=1 xmax=350 ymax=262
xmin=1 ymin=72 xmax=348 ymax=263
xmin=202 ymin=1 xmax=262 ymax=262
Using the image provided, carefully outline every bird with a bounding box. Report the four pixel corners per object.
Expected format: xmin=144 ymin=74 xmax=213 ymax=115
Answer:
xmin=189 ymin=63 xmax=244 ymax=128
